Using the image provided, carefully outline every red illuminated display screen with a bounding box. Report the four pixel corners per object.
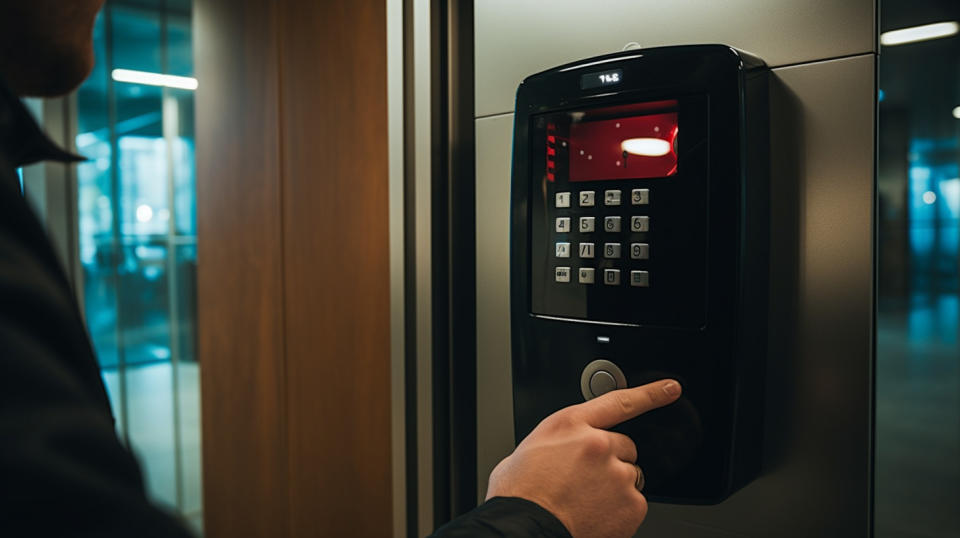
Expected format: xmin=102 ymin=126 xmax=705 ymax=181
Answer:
xmin=567 ymin=111 xmax=678 ymax=181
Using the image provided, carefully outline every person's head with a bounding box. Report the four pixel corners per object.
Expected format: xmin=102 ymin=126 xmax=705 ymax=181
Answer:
xmin=0 ymin=0 xmax=106 ymax=97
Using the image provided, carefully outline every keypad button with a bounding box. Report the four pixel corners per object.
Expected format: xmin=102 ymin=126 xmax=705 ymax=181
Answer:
xmin=604 ymin=190 xmax=622 ymax=206
xmin=630 ymin=270 xmax=650 ymax=287
xmin=578 ymin=242 xmax=595 ymax=259
xmin=579 ymin=191 xmax=596 ymax=207
xmin=556 ymin=242 xmax=571 ymax=258
xmin=630 ymin=216 xmax=649 ymax=232
xmin=604 ymin=243 xmax=621 ymax=259
xmin=556 ymin=217 xmax=571 ymax=233
xmin=578 ymin=268 xmax=595 ymax=284
xmin=555 ymin=267 xmax=571 ymax=282
xmin=631 ymin=188 xmax=650 ymax=205
xmin=604 ymin=269 xmax=621 ymax=285
xmin=604 ymin=216 xmax=621 ymax=233
xmin=579 ymin=216 xmax=595 ymax=233
xmin=630 ymin=243 xmax=650 ymax=260
xmin=556 ymin=192 xmax=571 ymax=208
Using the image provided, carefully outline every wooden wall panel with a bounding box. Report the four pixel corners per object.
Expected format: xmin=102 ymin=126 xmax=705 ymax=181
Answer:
xmin=195 ymin=1 xmax=288 ymax=536
xmin=196 ymin=0 xmax=391 ymax=536
xmin=277 ymin=1 xmax=392 ymax=536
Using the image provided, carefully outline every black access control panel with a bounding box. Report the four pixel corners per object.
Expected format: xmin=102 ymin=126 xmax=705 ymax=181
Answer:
xmin=510 ymin=46 xmax=769 ymax=503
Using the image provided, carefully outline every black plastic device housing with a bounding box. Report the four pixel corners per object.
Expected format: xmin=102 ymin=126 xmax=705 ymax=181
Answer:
xmin=509 ymin=45 xmax=769 ymax=504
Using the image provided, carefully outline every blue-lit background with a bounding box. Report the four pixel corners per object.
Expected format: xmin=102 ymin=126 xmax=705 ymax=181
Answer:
xmin=74 ymin=0 xmax=202 ymax=533
xmin=876 ymin=1 xmax=960 ymax=536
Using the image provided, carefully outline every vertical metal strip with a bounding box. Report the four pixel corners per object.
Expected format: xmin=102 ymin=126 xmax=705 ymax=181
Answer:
xmin=412 ymin=0 xmax=435 ymax=534
xmin=387 ymin=0 xmax=409 ymax=536
xmin=443 ymin=0 xmax=477 ymax=519
xmin=429 ymin=0 xmax=450 ymax=528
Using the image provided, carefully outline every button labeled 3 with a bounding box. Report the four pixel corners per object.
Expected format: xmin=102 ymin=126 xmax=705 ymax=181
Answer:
xmin=631 ymin=188 xmax=649 ymax=205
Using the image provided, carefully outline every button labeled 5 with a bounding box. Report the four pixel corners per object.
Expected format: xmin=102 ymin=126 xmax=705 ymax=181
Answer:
xmin=579 ymin=216 xmax=595 ymax=233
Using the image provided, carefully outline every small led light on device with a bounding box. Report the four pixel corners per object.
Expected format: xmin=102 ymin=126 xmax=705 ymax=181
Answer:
xmin=621 ymin=138 xmax=672 ymax=157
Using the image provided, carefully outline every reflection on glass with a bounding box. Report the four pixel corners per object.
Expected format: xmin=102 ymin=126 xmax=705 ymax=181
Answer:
xmin=75 ymin=0 xmax=201 ymax=533
xmin=876 ymin=2 xmax=960 ymax=536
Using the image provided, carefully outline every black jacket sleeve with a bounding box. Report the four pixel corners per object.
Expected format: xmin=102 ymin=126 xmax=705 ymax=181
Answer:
xmin=0 ymin=169 xmax=193 ymax=537
xmin=430 ymin=497 xmax=572 ymax=538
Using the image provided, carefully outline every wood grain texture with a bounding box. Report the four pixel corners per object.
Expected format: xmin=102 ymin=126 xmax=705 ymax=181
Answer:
xmin=277 ymin=1 xmax=392 ymax=536
xmin=194 ymin=1 xmax=288 ymax=536
xmin=196 ymin=0 xmax=392 ymax=536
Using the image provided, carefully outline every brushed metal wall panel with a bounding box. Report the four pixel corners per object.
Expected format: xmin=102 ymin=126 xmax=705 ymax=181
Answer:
xmin=640 ymin=53 xmax=876 ymax=538
xmin=473 ymin=54 xmax=876 ymax=536
xmin=475 ymin=0 xmax=875 ymax=117
xmin=475 ymin=114 xmax=517 ymax=502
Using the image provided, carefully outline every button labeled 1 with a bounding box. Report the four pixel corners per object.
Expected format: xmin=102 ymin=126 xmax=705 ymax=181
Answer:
xmin=556 ymin=192 xmax=571 ymax=208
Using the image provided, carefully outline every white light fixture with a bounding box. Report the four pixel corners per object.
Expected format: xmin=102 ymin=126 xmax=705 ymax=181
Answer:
xmin=112 ymin=69 xmax=199 ymax=90
xmin=922 ymin=191 xmax=937 ymax=205
xmin=880 ymin=21 xmax=959 ymax=46
xmin=952 ymin=105 xmax=960 ymax=119
xmin=621 ymin=138 xmax=672 ymax=157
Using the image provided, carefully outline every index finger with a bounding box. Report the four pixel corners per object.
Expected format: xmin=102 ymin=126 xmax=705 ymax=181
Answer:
xmin=574 ymin=379 xmax=682 ymax=429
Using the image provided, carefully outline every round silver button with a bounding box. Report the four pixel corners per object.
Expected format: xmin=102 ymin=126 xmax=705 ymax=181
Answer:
xmin=589 ymin=371 xmax=618 ymax=397
xmin=580 ymin=359 xmax=628 ymax=400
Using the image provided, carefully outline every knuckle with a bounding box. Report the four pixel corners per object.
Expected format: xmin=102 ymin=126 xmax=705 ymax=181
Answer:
xmin=614 ymin=391 xmax=635 ymax=416
xmin=581 ymin=432 xmax=611 ymax=458
xmin=634 ymin=493 xmax=649 ymax=524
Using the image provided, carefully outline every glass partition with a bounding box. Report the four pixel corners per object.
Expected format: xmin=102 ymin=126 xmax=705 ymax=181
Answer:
xmin=75 ymin=0 xmax=201 ymax=533
xmin=876 ymin=2 xmax=960 ymax=536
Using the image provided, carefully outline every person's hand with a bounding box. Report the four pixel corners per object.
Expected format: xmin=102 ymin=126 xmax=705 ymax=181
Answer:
xmin=485 ymin=379 xmax=682 ymax=538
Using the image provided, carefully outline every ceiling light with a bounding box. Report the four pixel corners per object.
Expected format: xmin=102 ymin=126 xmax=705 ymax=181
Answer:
xmin=112 ymin=69 xmax=199 ymax=90
xmin=952 ymin=106 xmax=960 ymax=119
xmin=880 ymin=21 xmax=959 ymax=46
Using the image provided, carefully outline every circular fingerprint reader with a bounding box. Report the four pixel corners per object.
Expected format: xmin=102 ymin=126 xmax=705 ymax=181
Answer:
xmin=590 ymin=371 xmax=617 ymax=396
xmin=581 ymin=359 xmax=627 ymax=400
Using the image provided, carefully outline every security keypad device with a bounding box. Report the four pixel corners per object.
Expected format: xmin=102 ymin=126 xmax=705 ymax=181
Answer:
xmin=510 ymin=46 xmax=769 ymax=504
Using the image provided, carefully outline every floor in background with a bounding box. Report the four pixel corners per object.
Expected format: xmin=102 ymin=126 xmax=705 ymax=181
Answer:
xmin=102 ymin=361 xmax=203 ymax=536
xmin=875 ymin=293 xmax=960 ymax=538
